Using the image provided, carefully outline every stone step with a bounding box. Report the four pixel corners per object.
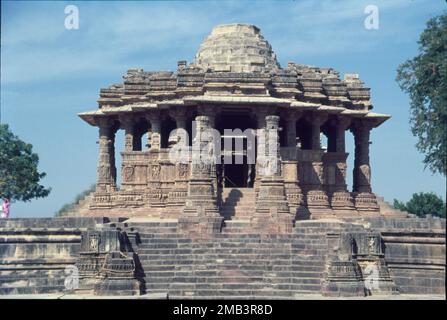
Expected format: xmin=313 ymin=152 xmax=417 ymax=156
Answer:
xmin=140 ymin=267 xmax=325 ymax=275
xmin=141 ymin=269 xmax=322 ymax=277
xmin=142 ymin=285 xmax=322 ymax=297
xmin=0 ymin=276 xmax=65 ymax=288
xmin=138 ymin=251 xmax=298 ymax=257
xmin=221 ymin=197 xmax=256 ymax=202
xmin=220 ymin=206 xmax=255 ymax=210
xmin=140 ymin=263 xmax=325 ymax=272
xmin=140 ymin=259 xmax=316 ymax=266
xmin=136 ymin=244 xmax=315 ymax=251
xmin=143 ymin=275 xmax=323 ymax=285
xmin=0 ymin=285 xmax=66 ymax=295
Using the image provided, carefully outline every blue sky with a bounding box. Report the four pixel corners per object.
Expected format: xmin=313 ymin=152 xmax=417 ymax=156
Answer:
xmin=1 ymin=0 xmax=445 ymax=217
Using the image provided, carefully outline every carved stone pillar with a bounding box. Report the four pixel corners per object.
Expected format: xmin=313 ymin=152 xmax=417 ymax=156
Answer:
xmin=120 ymin=117 xmax=136 ymax=152
xmin=254 ymin=108 xmax=269 ymax=193
xmin=351 ymin=121 xmax=379 ymax=214
xmin=283 ymin=160 xmax=304 ymax=218
xmin=145 ymin=113 xmax=163 ymax=211
xmin=198 ymin=107 xmax=219 ymax=199
xmin=285 ymin=114 xmax=298 ymax=147
xmin=330 ymin=117 xmax=356 ymax=215
xmin=95 ymin=118 xmax=117 ymax=195
xmin=303 ymin=113 xmax=332 ymax=218
xmin=252 ymin=115 xmax=293 ymax=234
xmin=146 ymin=112 xmax=161 ymax=150
xmin=179 ymin=115 xmax=222 ymax=237
xmin=310 ymin=114 xmax=327 ymax=151
xmin=335 ymin=117 xmax=350 ymax=153
xmin=167 ymin=109 xmax=189 ymax=210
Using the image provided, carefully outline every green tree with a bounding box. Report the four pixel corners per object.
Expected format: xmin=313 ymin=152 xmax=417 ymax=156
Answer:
xmin=396 ymin=14 xmax=447 ymax=176
xmin=393 ymin=192 xmax=446 ymax=218
xmin=0 ymin=124 xmax=51 ymax=202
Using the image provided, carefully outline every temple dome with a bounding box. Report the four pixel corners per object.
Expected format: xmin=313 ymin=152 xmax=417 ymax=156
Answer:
xmin=192 ymin=23 xmax=280 ymax=73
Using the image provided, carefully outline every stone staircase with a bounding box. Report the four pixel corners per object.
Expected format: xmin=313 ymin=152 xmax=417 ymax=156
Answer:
xmin=125 ymin=219 xmax=352 ymax=299
xmin=0 ymin=269 xmax=68 ymax=295
xmin=59 ymin=192 xmax=94 ymax=217
xmin=376 ymin=196 xmax=410 ymax=218
xmin=219 ymin=188 xmax=256 ymax=220
xmin=0 ymin=217 xmax=102 ymax=295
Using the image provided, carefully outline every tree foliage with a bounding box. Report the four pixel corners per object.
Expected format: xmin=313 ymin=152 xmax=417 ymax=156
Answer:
xmin=0 ymin=124 xmax=51 ymax=201
xmin=393 ymin=192 xmax=446 ymax=218
xmin=396 ymin=14 xmax=447 ymax=176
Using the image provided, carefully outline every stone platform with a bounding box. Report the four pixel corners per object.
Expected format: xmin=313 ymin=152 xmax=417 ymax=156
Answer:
xmin=0 ymin=216 xmax=444 ymax=299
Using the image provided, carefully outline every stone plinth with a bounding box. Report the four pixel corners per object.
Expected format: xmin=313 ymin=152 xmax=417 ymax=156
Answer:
xmin=179 ymin=115 xmax=223 ymax=236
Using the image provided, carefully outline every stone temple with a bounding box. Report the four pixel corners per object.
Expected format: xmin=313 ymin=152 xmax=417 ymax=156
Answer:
xmin=79 ymin=23 xmax=391 ymax=223
xmin=0 ymin=24 xmax=445 ymax=298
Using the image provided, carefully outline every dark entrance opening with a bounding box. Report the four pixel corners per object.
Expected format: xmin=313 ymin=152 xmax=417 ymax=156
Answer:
xmin=216 ymin=111 xmax=256 ymax=188
xmin=221 ymin=156 xmax=255 ymax=188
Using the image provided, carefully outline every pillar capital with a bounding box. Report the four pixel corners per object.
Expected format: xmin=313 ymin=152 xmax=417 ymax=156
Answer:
xmin=169 ymin=106 xmax=186 ymax=116
xmin=118 ymin=115 xmax=136 ymax=130
xmin=145 ymin=110 xmax=161 ymax=122
xmin=336 ymin=116 xmax=351 ymax=130
xmin=283 ymin=110 xmax=302 ymax=123
xmin=350 ymin=119 xmax=375 ymax=133
xmin=96 ymin=117 xmax=116 ymax=130
xmin=255 ymin=107 xmax=273 ymax=128
xmin=145 ymin=111 xmax=161 ymax=149
xmin=308 ymin=113 xmax=328 ymax=126
xmin=197 ymin=106 xmax=218 ymax=127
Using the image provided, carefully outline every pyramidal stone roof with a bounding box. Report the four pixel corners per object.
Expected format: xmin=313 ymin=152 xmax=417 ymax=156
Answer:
xmin=192 ymin=23 xmax=280 ymax=73
xmin=78 ymin=23 xmax=391 ymax=127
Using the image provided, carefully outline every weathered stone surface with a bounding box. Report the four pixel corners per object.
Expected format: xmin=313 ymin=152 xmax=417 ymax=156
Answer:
xmin=0 ymin=216 xmax=444 ymax=298
xmin=76 ymin=23 xmax=392 ymax=224
xmin=2 ymin=24 xmax=442 ymax=299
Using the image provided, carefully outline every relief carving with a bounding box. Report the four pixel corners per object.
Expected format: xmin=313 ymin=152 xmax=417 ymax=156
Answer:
xmin=122 ymin=165 xmax=135 ymax=182
xmin=151 ymin=165 xmax=161 ymax=180
xmin=178 ymin=163 xmax=189 ymax=179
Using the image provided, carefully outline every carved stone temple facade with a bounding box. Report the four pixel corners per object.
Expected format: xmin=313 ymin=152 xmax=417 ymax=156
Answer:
xmin=79 ymin=24 xmax=396 ymax=230
xmin=1 ymin=24 xmax=444 ymax=299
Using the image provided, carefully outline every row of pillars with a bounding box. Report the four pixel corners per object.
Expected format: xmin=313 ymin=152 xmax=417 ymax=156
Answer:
xmin=94 ymin=110 xmax=374 ymax=195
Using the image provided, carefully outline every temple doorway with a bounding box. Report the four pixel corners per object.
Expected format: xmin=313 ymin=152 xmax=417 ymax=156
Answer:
xmin=216 ymin=111 xmax=256 ymax=188
xmin=220 ymin=157 xmax=255 ymax=188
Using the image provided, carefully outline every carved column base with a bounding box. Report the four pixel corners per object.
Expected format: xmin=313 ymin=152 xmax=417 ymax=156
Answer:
xmin=322 ymin=260 xmax=366 ymax=297
xmin=251 ymin=208 xmax=294 ymax=234
xmin=284 ymin=183 xmax=305 ymax=217
xmin=93 ymin=251 xmax=141 ymax=296
xmin=90 ymin=192 xmax=113 ymax=210
xmin=357 ymin=258 xmax=399 ymax=295
xmin=255 ymin=176 xmax=290 ymax=215
xmin=354 ymin=192 xmax=380 ymax=214
xmin=75 ymin=229 xmax=141 ymax=296
xmin=166 ymin=188 xmax=187 ymax=207
xmin=306 ymin=190 xmax=330 ymax=208
xmin=252 ymin=176 xmax=293 ymax=234
xmin=178 ymin=209 xmax=223 ymax=238
xmin=306 ymin=190 xmax=333 ymax=219
xmin=179 ymin=177 xmax=222 ymax=237
xmin=331 ymin=191 xmax=358 ymax=217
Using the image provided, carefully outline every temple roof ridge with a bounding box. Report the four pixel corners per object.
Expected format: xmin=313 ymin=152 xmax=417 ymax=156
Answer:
xmin=190 ymin=23 xmax=280 ymax=73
